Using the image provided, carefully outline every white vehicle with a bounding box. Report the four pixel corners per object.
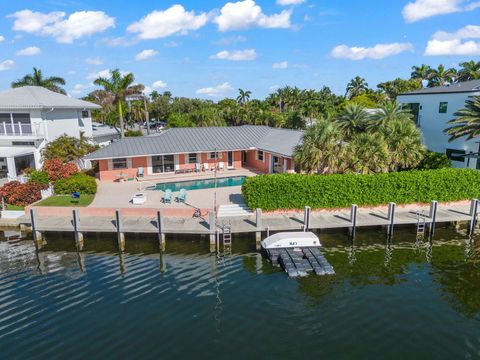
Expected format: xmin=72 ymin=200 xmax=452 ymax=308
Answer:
xmin=261 ymin=232 xmax=321 ymax=250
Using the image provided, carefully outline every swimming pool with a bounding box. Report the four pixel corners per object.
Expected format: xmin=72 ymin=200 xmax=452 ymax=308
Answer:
xmin=148 ymin=176 xmax=246 ymax=191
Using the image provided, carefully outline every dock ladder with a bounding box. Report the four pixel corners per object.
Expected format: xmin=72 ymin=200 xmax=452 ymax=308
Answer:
xmin=222 ymin=222 xmax=232 ymax=248
xmin=416 ymin=211 xmax=427 ymax=240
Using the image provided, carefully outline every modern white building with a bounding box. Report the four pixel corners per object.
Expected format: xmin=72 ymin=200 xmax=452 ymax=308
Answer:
xmin=0 ymin=86 xmax=101 ymax=180
xmin=397 ymin=79 xmax=480 ymax=169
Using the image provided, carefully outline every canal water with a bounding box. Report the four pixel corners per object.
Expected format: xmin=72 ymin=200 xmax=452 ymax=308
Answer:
xmin=0 ymin=225 xmax=479 ymax=359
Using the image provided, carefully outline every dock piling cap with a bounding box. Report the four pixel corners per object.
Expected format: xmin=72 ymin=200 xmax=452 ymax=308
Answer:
xmin=261 ymin=232 xmax=320 ymax=249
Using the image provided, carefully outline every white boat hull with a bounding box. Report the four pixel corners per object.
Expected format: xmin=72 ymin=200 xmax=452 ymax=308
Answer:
xmin=261 ymin=232 xmax=320 ymax=249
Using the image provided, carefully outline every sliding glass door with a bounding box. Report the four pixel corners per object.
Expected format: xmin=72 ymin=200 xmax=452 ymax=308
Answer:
xmin=152 ymin=155 xmax=175 ymax=173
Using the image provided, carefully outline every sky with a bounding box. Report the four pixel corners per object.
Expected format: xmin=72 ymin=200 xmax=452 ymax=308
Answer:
xmin=0 ymin=0 xmax=479 ymax=99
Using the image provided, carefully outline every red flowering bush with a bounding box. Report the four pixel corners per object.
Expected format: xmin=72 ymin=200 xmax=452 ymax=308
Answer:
xmin=43 ymin=158 xmax=78 ymax=182
xmin=0 ymin=181 xmax=47 ymax=206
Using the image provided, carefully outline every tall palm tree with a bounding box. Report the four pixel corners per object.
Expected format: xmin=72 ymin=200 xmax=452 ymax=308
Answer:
xmin=410 ymin=64 xmax=431 ymax=87
xmin=335 ymin=103 xmax=369 ymax=139
xmin=427 ymin=64 xmax=457 ymax=87
xmin=458 ymin=60 xmax=480 ymax=82
xmin=345 ymin=76 xmax=369 ymax=99
xmin=129 ymin=101 xmax=146 ymax=130
xmin=11 ymin=67 xmax=66 ymax=94
xmin=347 ymin=132 xmax=390 ymax=174
xmin=444 ymin=96 xmax=480 ymax=141
xmin=368 ymin=101 xmax=413 ymax=129
xmin=93 ymin=69 xmax=144 ymax=138
xmin=293 ymin=118 xmax=345 ymax=174
xmin=236 ymin=89 xmax=251 ymax=105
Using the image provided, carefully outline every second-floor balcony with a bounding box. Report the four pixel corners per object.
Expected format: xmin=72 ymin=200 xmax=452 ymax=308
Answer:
xmin=0 ymin=122 xmax=44 ymax=138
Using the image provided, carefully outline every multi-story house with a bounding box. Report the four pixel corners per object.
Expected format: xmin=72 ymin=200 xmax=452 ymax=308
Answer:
xmin=397 ymin=79 xmax=480 ymax=169
xmin=0 ymin=86 xmax=101 ymax=180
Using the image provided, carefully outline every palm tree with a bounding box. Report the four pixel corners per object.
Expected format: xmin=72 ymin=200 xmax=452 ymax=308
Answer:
xmin=444 ymin=96 xmax=480 ymax=141
xmin=458 ymin=60 xmax=480 ymax=82
xmin=345 ymin=76 xmax=369 ymax=99
xmin=335 ymin=103 xmax=369 ymax=139
xmin=93 ymin=69 xmax=144 ymax=138
xmin=293 ymin=118 xmax=345 ymax=174
xmin=236 ymin=89 xmax=251 ymax=105
xmin=129 ymin=101 xmax=145 ymax=130
xmin=380 ymin=119 xmax=425 ymax=170
xmin=410 ymin=64 xmax=431 ymax=87
xmin=347 ymin=132 xmax=390 ymax=174
xmin=12 ymin=67 xmax=66 ymax=94
xmin=427 ymin=64 xmax=457 ymax=87
xmin=368 ymin=101 xmax=413 ymax=129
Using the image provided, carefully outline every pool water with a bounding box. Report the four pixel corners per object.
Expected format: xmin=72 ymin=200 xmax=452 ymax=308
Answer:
xmin=148 ymin=175 xmax=246 ymax=191
xmin=1 ymin=226 xmax=480 ymax=359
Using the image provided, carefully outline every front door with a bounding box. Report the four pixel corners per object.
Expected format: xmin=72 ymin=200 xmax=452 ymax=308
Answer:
xmin=272 ymin=156 xmax=281 ymax=173
xmin=227 ymin=151 xmax=233 ymax=168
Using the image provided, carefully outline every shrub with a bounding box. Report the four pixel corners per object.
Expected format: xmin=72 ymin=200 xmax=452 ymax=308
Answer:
xmin=242 ymin=168 xmax=480 ymax=210
xmin=43 ymin=158 xmax=78 ymax=182
xmin=0 ymin=181 xmax=46 ymax=206
xmin=417 ymin=151 xmax=452 ymax=170
xmin=125 ymin=129 xmax=143 ymax=137
xmin=54 ymin=173 xmax=97 ymax=195
xmin=28 ymin=170 xmax=50 ymax=185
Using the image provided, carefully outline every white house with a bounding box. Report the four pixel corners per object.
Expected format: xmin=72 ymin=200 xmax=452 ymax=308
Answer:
xmin=397 ymin=79 xmax=480 ymax=169
xmin=0 ymin=86 xmax=101 ymax=180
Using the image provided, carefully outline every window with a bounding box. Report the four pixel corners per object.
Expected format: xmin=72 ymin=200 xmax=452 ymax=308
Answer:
xmin=112 ymin=158 xmax=128 ymax=169
xmin=257 ymin=151 xmax=264 ymax=162
xmin=188 ymin=153 xmax=197 ymax=164
xmin=439 ymin=102 xmax=448 ymax=114
xmin=82 ymin=110 xmax=90 ymax=118
xmin=446 ymin=149 xmax=466 ymax=162
xmin=209 ymin=152 xmax=223 ymax=159
xmin=0 ymin=113 xmax=32 ymax=135
xmin=12 ymin=141 xmax=35 ymax=146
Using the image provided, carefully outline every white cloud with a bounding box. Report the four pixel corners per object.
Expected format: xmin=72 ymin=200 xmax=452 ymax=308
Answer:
xmin=152 ymin=80 xmax=168 ymax=89
xmin=134 ymin=49 xmax=159 ymax=61
xmin=330 ymin=42 xmax=414 ymax=60
xmin=402 ymin=0 xmax=480 ymax=23
xmin=8 ymin=9 xmax=115 ymax=43
xmin=0 ymin=60 xmax=15 ymax=71
xmin=16 ymin=46 xmax=41 ymax=56
xmin=277 ymin=0 xmax=306 ymax=5
xmin=214 ymin=35 xmax=247 ymax=45
xmin=71 ymin=83 xmax=91 ymax=95
xmin=210 ymin=49 xmax=257 ymax=61
xmin=425 ymin=25 xmax=480 ymax=55
xmin=164 ymin=41 xmax=180 ymax=48
xmin=196 ymin=82 xmax=234 ymax=97
xmin=127 ymin=5 xmax=208 ymax=39
xmin=86 ymin=57 xmax=103 ymax=65
xmin=0 ymin=36 xmax=5 ymax=42
xmin=272 ymin=61 xmax=288 ymax=69
xmin=214 ymin=0 xmax=292 ymax=31
xmin=87 ymin=69 xmax=111 ymax=81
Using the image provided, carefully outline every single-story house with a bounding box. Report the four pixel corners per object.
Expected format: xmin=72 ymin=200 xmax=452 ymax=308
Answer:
xmin=85 ymin=126 xmax=304 ymax=181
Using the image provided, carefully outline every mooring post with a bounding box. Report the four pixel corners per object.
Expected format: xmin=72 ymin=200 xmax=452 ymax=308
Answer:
xmin=469 ymin=199 xmax=479 ymax=234
xmin=429 ymin=200 xmax=438 ymax=234
xmin=209 ymin=211 xmax=216 ymax=246
xmin=350 ymin=204 xmax=358 ymax=237
xmin=72 ymin=209 xmax=84 ymax=251
xmin=115 ymin=209 xmax=125 ymax=252
xmin=156 ymin=210 xmax=166 ymax=250
xmin=30 ymin=208 xmax=44 ymax=249
xmin=255 ymin=208 xmax=262 ymax=243
xmin=387 ymin=202 xmax=396 ymax=237
xmin=303 ymin=206 xmax=311 ymax=232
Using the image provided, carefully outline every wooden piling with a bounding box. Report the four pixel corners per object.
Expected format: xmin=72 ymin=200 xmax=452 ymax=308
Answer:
xmin=30 ymin=208 xmax=44 ymax=249
xmin=429 ymin=200 xmax=438 ymax=234
xmin=469 ymin=199 xmax=478 ymax=234
xmin=350 ymin=204 xmax=358 ymax=236
xmin=387 ymin=202 xmax=396 ymax=237
xmin=255 ymin=208 xmax=262 ymax=242
xmin=157 ymin=210 xmax=166 ymax=250
xmin=72 ymin=209 xmax=84 ymax=251
xmin=209 ymin=211 xmax=216 ymax=245
xmin=304 ymin=206 xmax=311 ymax=231
xmin=115 ymin=209 xmax=125 ymax=252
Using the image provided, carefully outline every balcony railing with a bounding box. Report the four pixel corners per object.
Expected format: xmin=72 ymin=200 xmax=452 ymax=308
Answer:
xmin=0 ymin=122 xmax=39 ymax=137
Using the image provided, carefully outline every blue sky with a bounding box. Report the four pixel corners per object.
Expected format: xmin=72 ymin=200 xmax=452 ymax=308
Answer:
xmin=0 ymin=0 xmax=479 ymax=99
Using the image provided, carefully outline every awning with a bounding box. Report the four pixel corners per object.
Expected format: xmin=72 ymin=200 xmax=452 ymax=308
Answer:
xmin=0 ymin=146 xmax=36 ymax=158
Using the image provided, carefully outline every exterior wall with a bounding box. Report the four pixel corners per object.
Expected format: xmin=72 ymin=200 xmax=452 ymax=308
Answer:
xmin=244 ymin=150 xmax=294 ymax=173
xmin=398 ymin=91 xmax=480 ymax=169
xmin=98 ymin=157 xmax=146 ymax=181
xmin=44 ymin=109 xmax=92 ymax=140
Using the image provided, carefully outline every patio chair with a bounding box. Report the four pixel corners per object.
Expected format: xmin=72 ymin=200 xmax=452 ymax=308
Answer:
xmin=71 ymin=191 xmax=80 ymax=204
xmin=218 ymin=162 xmax=224 ymax=171
xmin=163 ymin=189 xmax=172 ymax=203
xmin=174 ymin=164 xmax=181 ymax=174
xmin=137 ymin=167 xmax=144 ymax=178
xmin=203 ymin=163 xmax=209 ymax=171
xmin=177 ymin=188 xmax=187 ymax=203
xmin=195 ymin=163 xmax=201 ymax=172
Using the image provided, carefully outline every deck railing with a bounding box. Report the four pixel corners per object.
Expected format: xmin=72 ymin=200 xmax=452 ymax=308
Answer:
xmin=0 ymin=122 xmax=37 ymax=136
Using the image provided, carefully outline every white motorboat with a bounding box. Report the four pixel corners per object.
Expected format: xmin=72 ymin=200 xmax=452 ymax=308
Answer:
xmin=261 ymin=231 xmax=321 ymax=250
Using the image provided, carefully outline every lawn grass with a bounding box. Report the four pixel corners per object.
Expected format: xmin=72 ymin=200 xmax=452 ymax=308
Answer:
xmin=5 ymin=204 xmax=24 ymax=211
xmin=35 ymin=195 xmax=95 ymax=207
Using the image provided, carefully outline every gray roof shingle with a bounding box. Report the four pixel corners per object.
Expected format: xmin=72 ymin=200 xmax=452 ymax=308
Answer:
xmin=0 ymin=86 xmax=102 ymax=110
xmin=85 ymin=125 xmax=303 ymax=160
xmin=399 ymin=79 xmax=480 ymax=96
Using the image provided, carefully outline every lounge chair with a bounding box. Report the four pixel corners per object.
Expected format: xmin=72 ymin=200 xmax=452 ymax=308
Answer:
xmin=204 ymin=163 xmax=209 ymax=171
xmin=195 ymin=163 xmax=201 ymax=172
xmin=163 ymin=189 xmax=172 ymax=203
xmin=218 ymin=162 xmax=224 ymax=171
xmin=177 ymin=188 xmax=187 ymax=203
xmin=174 ymin=164 xmax=180 ymax=174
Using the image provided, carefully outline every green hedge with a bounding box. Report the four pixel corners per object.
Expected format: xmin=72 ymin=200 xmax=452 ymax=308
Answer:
xmin=242 ymin=168 xmax=480 ymax=210
xmin=54 ymin=173 xmax=97 ymax=195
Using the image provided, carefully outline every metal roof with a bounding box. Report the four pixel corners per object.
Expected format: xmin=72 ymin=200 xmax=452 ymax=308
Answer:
xmin=85 ymin=125 xmax=303 ymax=160
xmin=399 ymin=79 xmax=480 ymax=96
xmin=0 ymin=86 xmax=102 ymax=110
